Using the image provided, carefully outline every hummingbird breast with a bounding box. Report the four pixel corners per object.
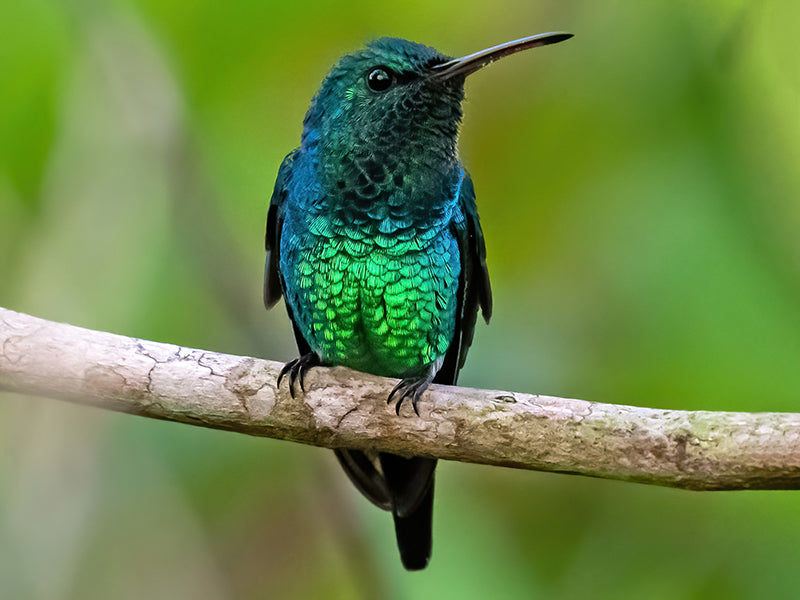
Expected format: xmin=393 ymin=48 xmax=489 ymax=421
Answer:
xmin=280 ymin=152 xmax=463 ymax=378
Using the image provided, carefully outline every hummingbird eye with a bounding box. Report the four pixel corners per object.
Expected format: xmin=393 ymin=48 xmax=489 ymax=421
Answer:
xmin=366 ymin=67 xmax=394 ymax=92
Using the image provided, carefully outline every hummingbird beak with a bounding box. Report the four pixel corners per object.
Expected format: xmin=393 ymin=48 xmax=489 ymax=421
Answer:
xmin=430 ymin=32 xmax=573 ymax=81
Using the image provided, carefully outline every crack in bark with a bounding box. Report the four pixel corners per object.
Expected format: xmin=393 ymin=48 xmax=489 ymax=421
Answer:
xmin=336 ymin=405 xmax=359 ymax=430
xmin=135 ymin=340 xmax=159 ymax=396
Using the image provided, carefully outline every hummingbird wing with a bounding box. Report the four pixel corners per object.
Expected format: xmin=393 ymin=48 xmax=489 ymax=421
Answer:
xmin=264 ymin=149 xmax=297 ymax=310
xmin=264 ymin=149 xmax=315 ymax=355
xmin=439 ymin=168 xmax=493 ymax=384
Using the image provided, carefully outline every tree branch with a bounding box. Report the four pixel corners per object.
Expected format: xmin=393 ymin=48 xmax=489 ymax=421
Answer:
xmin=2 ymin=306 xmax=799 ymax=491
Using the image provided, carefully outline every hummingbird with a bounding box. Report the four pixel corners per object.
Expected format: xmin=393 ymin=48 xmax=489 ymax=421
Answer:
xmin=264 ymin=32 xmax=572 ymax=570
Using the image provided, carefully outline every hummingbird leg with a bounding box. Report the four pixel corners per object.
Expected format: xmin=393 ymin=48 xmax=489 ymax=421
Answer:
xmin=388 ymin=367 xmax=436 ymax=417
xmin=277 ymin=352 xmax=320 ymax=398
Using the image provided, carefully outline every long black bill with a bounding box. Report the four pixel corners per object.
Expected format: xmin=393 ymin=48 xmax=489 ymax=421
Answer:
xmin=431 ymin=32 xmax=573 ymax=80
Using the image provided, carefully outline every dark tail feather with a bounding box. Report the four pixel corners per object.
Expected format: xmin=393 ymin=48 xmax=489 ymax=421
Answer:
xmin=334 ymin=449 xmax=392 ymax=511
xmin=334 ymin=449 xmax=436 ymax=570
xmin=380 ymin=453 xmax=436 ymax=570
xmin=392 ymin=479 xmax=434 ymax=570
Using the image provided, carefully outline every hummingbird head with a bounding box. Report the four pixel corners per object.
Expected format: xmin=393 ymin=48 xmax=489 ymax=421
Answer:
xmin=302 ymin=37 xmax=461 ymax=159
xmin=301 ymin=33 xmax=572 ymax=164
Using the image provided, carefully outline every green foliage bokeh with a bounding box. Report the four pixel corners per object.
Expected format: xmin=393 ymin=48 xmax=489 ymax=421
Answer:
xmin=1 ymin=1 xmax=799 ymax=598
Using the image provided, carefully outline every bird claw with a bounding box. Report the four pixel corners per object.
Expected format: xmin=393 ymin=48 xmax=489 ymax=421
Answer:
xmin=278 ymin=352 xmax=320 ymax=398
xmin=388 ymin=377 xmax=431 ymax=416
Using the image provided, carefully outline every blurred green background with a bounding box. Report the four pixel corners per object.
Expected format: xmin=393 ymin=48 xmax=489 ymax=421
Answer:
xmin=1 ymin=0 xmax=799 ymax=598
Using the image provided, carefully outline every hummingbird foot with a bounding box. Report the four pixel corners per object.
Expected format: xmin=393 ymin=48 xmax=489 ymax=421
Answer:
xmin=387 ymin=370 xmax=435 ymax=417
xmin=277 ymin=352 xmax=320 ymax=398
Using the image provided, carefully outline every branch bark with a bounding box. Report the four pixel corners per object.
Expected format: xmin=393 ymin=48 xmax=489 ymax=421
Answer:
xmin=1 ymin=306 xmax=799 ymax=491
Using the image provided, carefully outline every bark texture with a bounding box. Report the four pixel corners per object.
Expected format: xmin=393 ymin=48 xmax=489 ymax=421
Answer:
xmin=2 ymin=306 xmax=799 ymax=490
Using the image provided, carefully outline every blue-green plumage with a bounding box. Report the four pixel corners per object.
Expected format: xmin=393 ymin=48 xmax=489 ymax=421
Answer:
xmin=265 ymin=33 xmax=571 ymax=570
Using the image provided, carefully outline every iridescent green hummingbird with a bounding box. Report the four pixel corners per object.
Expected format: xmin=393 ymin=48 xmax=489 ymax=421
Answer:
xmin=264 ymin=32 xmax=572 ymax=570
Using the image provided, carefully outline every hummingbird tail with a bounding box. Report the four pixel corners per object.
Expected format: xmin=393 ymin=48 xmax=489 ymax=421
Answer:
xmin=392 ymin=478 xmax=434 ymax=571
xmin=380 ymin=453 xmax=436 ymax=570
xmin=335 ymin=449 xmax=435 ymax=569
